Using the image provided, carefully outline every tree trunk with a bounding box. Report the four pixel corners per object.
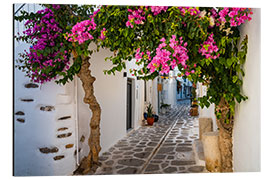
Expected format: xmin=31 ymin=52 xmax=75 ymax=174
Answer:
xmin=216 ymin=97 xmax=234 ymax=172
xmin=73 ymin=55 xmax=102 ymax=175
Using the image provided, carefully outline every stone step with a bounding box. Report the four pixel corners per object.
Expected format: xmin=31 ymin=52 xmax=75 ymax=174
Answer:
xmin=193 ymin=139 xmax=205 ymax=166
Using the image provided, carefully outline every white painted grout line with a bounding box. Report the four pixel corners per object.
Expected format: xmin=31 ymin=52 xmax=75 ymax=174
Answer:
xmin=139 ymin=105 xmax=185 ymax=174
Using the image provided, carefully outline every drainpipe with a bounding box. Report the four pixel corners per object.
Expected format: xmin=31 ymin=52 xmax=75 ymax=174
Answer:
xmin=74 ymin=76 xmax=80 ymax=167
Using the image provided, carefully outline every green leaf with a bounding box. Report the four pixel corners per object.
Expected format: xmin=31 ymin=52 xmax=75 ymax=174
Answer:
xmin=232 ymin=75 xmax=238 ymax=83
xmin=123 ymin=29 xmax=128 ymax=37
xmin=116 ymin=64 xmax=122 ymax=71
xmin=227 ymin=58 xmax=233 ymax=67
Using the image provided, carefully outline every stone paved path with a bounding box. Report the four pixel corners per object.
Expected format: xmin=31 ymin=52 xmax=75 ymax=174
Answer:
xmin=91 ymin=101 xmax=205 ymax=175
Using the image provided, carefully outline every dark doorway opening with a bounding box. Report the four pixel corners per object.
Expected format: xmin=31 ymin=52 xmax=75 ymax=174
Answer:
xmin=126 ymin=78 xmax=133 ymax=131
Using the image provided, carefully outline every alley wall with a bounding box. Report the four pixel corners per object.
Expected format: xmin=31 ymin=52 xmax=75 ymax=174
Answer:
xmin=14 ymin=4 xmax=77 ymax=176
xmin=233 ymin=8 xmax=261 ymax=172
xmin=77 ymin=43 xmax=147 ymax=160
xmin=14 ymin=5 xmax=149 ymax=175
xmin=198 ymin=8 xmax=261 ymax=172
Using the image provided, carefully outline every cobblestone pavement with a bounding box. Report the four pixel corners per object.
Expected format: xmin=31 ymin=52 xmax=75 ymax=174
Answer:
xmin=92 ymin=101 xmax=204 ymax=175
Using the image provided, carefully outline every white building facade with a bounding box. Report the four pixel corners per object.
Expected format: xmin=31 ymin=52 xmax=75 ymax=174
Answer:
xmin=14 ymin=4 xmax=260 ymax=175
xmin=14 ymin=4 xmax=159 ymax=176
xmin=198 ymin=8 xmax=261 ymax=172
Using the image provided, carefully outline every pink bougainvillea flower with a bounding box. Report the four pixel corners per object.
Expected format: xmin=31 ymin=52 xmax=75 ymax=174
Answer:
xmin=178 ymin=7 xmax=200 ymax=16
xmin=66 ymin=18 xmax=96 ymax=44
xmin=99 ymin=28 xmax=107 ymax=40
xmin=217 ymin=8 xmax=253 ymax=27
xmin=126 ymin=7 xmax=145 ymax=28
xmin=21 ymin=6 xmax=69 ymax=84
xmin=199 ymin=33 xmax=220 ymax=60
xmin=150 ymin=6 xmax=168 ymax=16
xmin=145 ymin=35 xmax=189 ymax=75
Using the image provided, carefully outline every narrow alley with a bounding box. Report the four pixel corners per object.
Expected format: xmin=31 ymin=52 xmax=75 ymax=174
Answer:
xmin=13 ymin=5 xmax=261 ymax=176
xmin=91 ymin=101 xmax=205 ymax=175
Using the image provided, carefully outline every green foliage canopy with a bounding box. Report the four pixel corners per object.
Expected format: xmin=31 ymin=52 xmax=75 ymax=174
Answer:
xmin=15 ymin=5 xmax=252 ymax=121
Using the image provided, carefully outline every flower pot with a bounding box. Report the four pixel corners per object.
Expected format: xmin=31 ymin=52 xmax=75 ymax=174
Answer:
xmin=192 ymin=101 xmax=198 ymax=106
xmin=147 ymin=117 xmax=154 ymax=126
xmin=161 ymin=108 xmax=166 ymax=114
xmin=153 ymin=114 xmax=159 ymax=122
xmin=190 ymin=106 xmax=199 ymax=116
xmin=143 ymin=112 xmax=148 ymax=120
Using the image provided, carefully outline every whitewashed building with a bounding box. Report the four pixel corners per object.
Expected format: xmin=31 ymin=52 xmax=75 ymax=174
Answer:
xmin=198 ymin=8 xmax=261 ymax=172
xmin=14 ymin=4 xmax=159 ymax=176
xmin=14 ymin=4 xmax=260 ymax=175
xmin=159 ymin=71 xmax=177 ymax=107
xmin=159 ymin=68 xmax=193 ymax=109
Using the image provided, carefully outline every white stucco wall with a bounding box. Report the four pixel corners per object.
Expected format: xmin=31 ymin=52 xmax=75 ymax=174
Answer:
xmin=233 ymin=8 xmax=261 ymax=172
xmin=14 ymin=4 xmax=77 ymax=176
xmin=168 ymin=79 xmax=177 ymax=107
xmin=198 ymin=83 xmax=217 ymax=131
xmin=144 ymin=78 xmax=159 ymax=114
xmin=77 ymin=45 xmax=126 ymax=158
xmin=197 ymin=9 xmax=261 ymax=171
xmin=151 ymin=78 xmax=159 ymax=114
xmin=77 ymin=44 xmax=146 ymax=160
xmin=126 ymin=59 xmax=146 ymax=129
xmin=162 ymin=76 xmax=177 ymax=107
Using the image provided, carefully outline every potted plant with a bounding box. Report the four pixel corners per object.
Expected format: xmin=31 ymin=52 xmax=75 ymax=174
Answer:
xmin=144 ymin=111 xmax=158 ymax=122
xmin=143 ymin=112 xmax=148 ymax=120
xmin=190 ymin=100 xmax=199 ymax=116
xmin=153 ymin=114 xmax=159 ymax=122
xmin=160 ymin=103 xmax=170 ymax=114
xmin=189 ymin=83 xmax=199 ymax=116
xmin=146 ymin=104 xmax=154 ymax=125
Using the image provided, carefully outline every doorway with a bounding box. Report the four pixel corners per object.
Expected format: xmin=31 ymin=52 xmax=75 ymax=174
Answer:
xmin=126 ymin=78 xmax=133 ymax=131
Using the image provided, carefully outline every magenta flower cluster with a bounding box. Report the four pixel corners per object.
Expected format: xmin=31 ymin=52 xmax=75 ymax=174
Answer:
xmin=135 ymin=48 xmax=147 ymax=61
xmin=22 ymin=7 xmax=69 ymax=84
xmin=150 ymin=6 xmax=168 ymax=16
xmin=146 ymin=42 xmax=171 ymax=75
xmin=99 ymin=28 xmax=107 ymax=40
xmin=65 ymin=9 xmax=106 ymax=44
xmin=138 ymin=35 xmax=190 ymax=75
xmin=126 ymin=8 xmax=146 ymax=28
xmin=217 ymin=8 xmax=253 ymax=27
xmin=178 ymin=7 xmax=200 ymax=16
xmin=51 ymin=4 xmax=61 ymax=10
xmin=199 ymin=33 xmax=220 ymax=60
xmin=126 ymin=6 xmax=200 ymax=28
xmin=65 ymin=19 xmax=97 ymax=44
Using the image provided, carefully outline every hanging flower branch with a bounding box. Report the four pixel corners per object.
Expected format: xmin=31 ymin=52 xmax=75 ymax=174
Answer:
xmin=199 ymin=33 xmax=220 ymax=60
xmin=16 ymin=7 xmax=70 ymax=83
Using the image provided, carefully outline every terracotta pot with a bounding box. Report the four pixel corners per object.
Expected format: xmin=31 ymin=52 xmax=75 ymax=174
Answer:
xmin=190 ymin=106 xmax=199 ymax=116
xmin=147 ymin=117 xmax=154 ymax=126
xmin=192 ymin=101 xmax=198 ymax=106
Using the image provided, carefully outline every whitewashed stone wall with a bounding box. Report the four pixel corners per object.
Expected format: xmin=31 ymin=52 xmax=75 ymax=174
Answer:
xmin=233 ymin=8 xmax=261 ymax=172
xmin=197 ymin=8 xmax=261 ymax=172
xmin=14 ymin=4 xmax=77 ymax=176
xmin=198 ymin=83 xmax=217 ymax=131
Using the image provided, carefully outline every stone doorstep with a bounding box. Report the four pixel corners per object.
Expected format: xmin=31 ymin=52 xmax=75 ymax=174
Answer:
xmin=193 ymin=139 xmax=206 ymax=167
